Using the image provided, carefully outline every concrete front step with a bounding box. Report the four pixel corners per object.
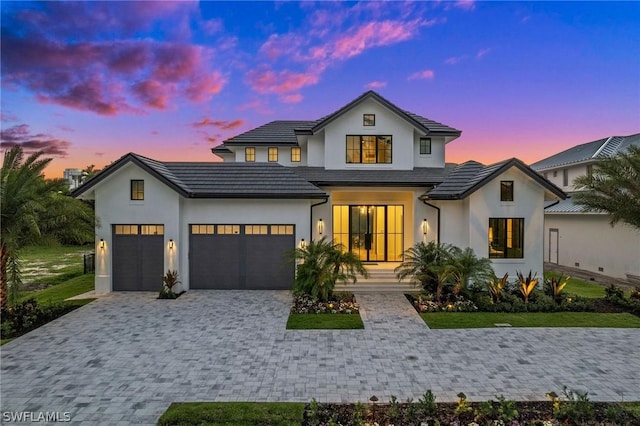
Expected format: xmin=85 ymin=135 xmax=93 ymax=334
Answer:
xmin=335 ymin=282 xmax=417 ymax=293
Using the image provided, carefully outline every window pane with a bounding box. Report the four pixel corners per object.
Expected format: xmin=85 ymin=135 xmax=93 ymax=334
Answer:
xmin=420 ymin=138 xmax=431 ymax=155
xmin=268 ymin=147 xmax=278 ymax=162
xmin=291 ymin=147 xmax=301 ymax=162
xmin=218 ymin=225 xmax=240 ymax=235
xmin=362 ymin=136 xmax=376 ymax=163
xmin=377 ymin=136 xmax=392 ymax=163
xmin=245 ymin=147 xmax=255 ymax=162
xmin=131 ymin=180 xmax=144 ymax=200
xmin=246 ymin=225 xmax=268 ymax=235
xmin=363 ymin=114 xmax=375 ymax=126
xmin=489 ymin=218 xmax=523 ymax=258
xmin=500 ymin=181 xmax=514 ymax=201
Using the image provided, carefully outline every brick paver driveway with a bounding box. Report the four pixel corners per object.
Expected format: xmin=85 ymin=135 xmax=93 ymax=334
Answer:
xmin=1 ymin=291 xmax=639 ymax=425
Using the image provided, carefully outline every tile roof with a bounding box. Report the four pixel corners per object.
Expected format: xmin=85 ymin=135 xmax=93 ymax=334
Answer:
xmin=73 ymin=153 xmax=327 ymax=199
xmin=426 ymin=158 xmax=565 ymax=200
xmin=216 ymin=91 xmax=461 ymax=152
xmin=531 ymin=133 xmax=640 ymax=171
xmin=292 ymin=165 xmax=457 ymax=186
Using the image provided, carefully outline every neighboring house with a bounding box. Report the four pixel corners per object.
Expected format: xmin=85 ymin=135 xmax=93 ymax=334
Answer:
xmin=63 ymin=168 xmax=84 ymax=190
xmin=74 ymin=91 xmax=564 ymax=293
xmin=531 ymin=133 xmax=640 ymax=282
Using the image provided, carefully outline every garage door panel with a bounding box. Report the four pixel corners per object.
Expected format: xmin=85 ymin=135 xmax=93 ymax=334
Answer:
xmin=190 ymin=234 xmax=241 ymax=289
xmin=112 ymin=235 xmax=140 ymax=291
xmin=112 ymin=225 xmax=164 ymax=291
xmin=245 ymin=235 xmax=294 ymax=289
xmin=140 ymin=235 xmax=164 ymax=291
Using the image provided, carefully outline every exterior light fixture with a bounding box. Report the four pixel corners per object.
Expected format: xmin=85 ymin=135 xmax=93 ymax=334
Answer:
xmin=169 ymin=239 xmax=174 ymax=249
xmin=422 ymin=219 xmax=428 ymax=235
xmin=317 ymin=219 xmax=324 ymax=235
xmin=99 ymin=239 xmax=105 ymax=249
xmin=299 ymin=238 xmax=307 ymax=249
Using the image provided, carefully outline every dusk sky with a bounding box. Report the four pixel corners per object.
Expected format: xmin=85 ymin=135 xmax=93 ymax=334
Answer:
xmin=1 ymin=1 xmax=639 ymax=178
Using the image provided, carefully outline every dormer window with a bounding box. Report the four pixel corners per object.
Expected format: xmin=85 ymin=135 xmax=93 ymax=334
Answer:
xmin=500 ymin=181 xmax=514 ymax=201
xmin=420 ymin=137 xmax=431 ymax=155
xmin=130 ymin=180 xmax=144 ymax=200
xmin=363 ymin=114 xmax=375 ymax=126
xmin=245 ymin=147 xmax=255 ymax=162
xmin=291 ymin=147 xmax=301 ymax=162
xmin=268 ymin=147 xmax=278 ymax=162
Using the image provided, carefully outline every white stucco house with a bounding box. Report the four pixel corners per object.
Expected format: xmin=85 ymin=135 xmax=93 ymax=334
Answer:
xmin=74 ymin=91 xmax=565 ymax=293
xmin=531 ymin=133 xmax=640 ymax=282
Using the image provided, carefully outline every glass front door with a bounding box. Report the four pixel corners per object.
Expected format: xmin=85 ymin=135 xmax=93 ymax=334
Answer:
xmin=333 ymin=205 xmax=403 ymax=262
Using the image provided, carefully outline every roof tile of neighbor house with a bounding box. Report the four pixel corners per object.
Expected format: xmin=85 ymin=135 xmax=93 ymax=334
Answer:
xmin=544 ymin=194 xmax=589 ymax=213
xmin=530 ymin=133 xmax=640 ymax=171
xmin=292 ymin=165 xmax=458 ymax=186
xmin=426 ymin=158 xmax=566 ymax=200
xmin=72 ymin=153 xmax=327 ymax=199
xmin=216 ymin=91 xmax=461 ymax=150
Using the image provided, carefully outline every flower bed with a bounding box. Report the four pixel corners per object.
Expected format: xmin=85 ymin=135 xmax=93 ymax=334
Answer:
xmin=406 ymin=293 xmax=478 ymax=312
xmin=291 ymin=293 xmax=359 ymax=314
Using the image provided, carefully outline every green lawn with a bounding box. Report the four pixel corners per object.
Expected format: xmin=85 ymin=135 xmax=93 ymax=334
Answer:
xmin=544 ymin=272 xmax=606 ymax=298
xmin=287 ymin=313 xmax=364 ymax=329
xmin=421 ymin=312 xmax=640 ymax=329
xmin=20 ymin=244 xmax=93 ymax=285
xmin=158 ymin=402 xmax=305 ymax=426
xmin=20 ymin=274 xmax=95 ymax=304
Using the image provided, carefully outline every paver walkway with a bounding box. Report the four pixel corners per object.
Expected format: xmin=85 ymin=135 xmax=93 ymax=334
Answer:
xmin=1 ymin=291 xmax=639 ymax=425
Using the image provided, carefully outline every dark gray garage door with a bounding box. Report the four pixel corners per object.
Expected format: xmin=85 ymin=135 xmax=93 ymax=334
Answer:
xmin=112 ymin=224 xmax=164 ymax=291
xmin=189 ymin=224 xmax=295 ymax=290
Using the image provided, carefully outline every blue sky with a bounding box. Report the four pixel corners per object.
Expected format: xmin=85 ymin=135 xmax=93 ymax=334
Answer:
xmin=1 ymin=1 xmax=638 ymax=177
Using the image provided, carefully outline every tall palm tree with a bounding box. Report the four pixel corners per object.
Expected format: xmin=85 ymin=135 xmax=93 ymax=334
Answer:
xmin=573 ymin=145 xmax=640 ymax=230
xmin=1 ymin=147 xmax=94 ymax=309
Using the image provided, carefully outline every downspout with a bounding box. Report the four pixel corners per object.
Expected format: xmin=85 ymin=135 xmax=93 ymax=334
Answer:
xmin=310 ymin=197 xmax=329 ymax=241
xmin=420 ymin=196 xmax=440 ymax=245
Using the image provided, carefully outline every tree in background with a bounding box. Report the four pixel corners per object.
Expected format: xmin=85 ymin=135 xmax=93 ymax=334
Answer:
xmin=573 ymin=145 xmax=640 ymax=230
xmin=1 ymin=147 xmax=94 ymax=309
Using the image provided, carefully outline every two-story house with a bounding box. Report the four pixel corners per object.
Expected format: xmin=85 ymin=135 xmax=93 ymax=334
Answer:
xmin=74 ymin=91 xmax=564 ymax=293
xmin=531 ymin=133 xmax=640 ymax=282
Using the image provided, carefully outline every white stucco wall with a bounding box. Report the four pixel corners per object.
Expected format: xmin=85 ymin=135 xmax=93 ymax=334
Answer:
xmin=436 ymin=167 xmax=548 ymax=280
xmin=540 ymin=164 xmax=589 ymax=192
xmin=91 ymin=162 xmax=181 ymax=294
xmin=413 ymin=133 xmax=446 ymax=168
xmin=544 ymin=213 xmax=640 ymax=279
xmin=321 ymin=98 xmax=420 ymax=170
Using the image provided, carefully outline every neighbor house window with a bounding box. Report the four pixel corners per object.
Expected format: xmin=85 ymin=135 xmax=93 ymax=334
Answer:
xmin=245 ymin=147 xmax=255 ymax=162
xmin=346 ymin=135 xmax=392 ymax=164
xmin=419 ymin=137 xmax=432 ymax=155
xmin=500 ymin=181 xmax=514 ymax=201
xmin=563 ymin=169 xmax=569 ymax=186
xmin=268 ymin=147 xmax=278 ymax=162
xmin=291 ymin=147 xmax=301 ymax=162
xmin=363 ymin=114 xmax=375 ymax=126
xmin=131 ymin=180 xmax=144 ymax=200
xmin=586 ymin=164 xmax=593 ymax=178
xmin=488 ymin=218 xmax=524 ymax=259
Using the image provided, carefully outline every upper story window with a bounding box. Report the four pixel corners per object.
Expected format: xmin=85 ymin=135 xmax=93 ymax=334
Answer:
xmin=419 ymin=137 xmax=432 ymax=155
xmin=489 ymin=218 xmax=524 ymax=259
xmin=268 ymin=147 xmax=278 ymax=162
xmin=363 ymin=114 xmax=375 ymax=126
xmin=562 ymin=169 xmax=569 ymax=186
xmin=291 ymin=147 xmax=301 ymax=162
xmin=500 ymin=181 xmax=514 ymax=201
xmin=130 ymin=180 xmax=144 ymax=200
xmin=245 ymin=147 xmax=255 ymax=162
xmin=346 ymin=135 xmax=392 ymax=164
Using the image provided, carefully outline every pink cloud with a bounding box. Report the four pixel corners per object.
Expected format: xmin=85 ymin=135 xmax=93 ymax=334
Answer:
xmin=132 ymin=80 xmax=171 ymax=109
xmin=332 ymin=20 xmax=421 ymax=60
xmin=281 ymin=93 xmax=303 ymax=103
xmin=365 ymin=81 xmax=387 ymax=89
xmin=259 ymin=33 xmax=306 ymax=61
xmin=445 ymin=55 xmax=466 ymax=65
xmin=237 ymin=99 xmax=274 ymax=115
xmin=408 ymin=69 xmax=435 ymax=80
xmin=246 ymin=68 xmax=319 ymax=95
xmin=476 ymin=48 xmax=491 ymax=59
xmin=454 ymin=0 xmax=476 ymax=11
xmin=192 ymin=118 xmax=245 ymax=130
xmin=0 ymin=124 xmax=71 ymax=156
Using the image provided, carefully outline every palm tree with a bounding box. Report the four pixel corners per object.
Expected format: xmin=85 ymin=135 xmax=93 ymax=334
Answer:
xmin=1 ymin=147 xmax=94 ymax=309
xmin=573 ymin=145 xmax=640 ymax=230
xmin=448 ymin=246 xmax=495 ymax=293
xmin=394 ymin=241 xmax=453 ymax=293
xmin=292 ymin=238 xmax=368 ymax=301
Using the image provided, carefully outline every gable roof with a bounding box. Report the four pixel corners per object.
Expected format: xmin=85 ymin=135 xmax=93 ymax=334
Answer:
xmin=425 ymin=158 xmax=566 ymax=200
xmin=213 ymin=91 xmax=461 ymax=154
xmin=531 ymin=133 xmax=640 ymax=171
xmin=72 ymin=153 xmax=327 ymax=199
xmin=310 ymin=91 xmax=462 ymax=136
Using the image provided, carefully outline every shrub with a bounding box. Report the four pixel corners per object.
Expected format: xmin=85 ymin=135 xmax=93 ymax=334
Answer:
xmin=0 ymin=298 xmax=77 ymax=339
xmin=487 ymin=273 xmax=509 ymax=302
xmin=544 ymin=274 xmax=569 ymax=304
xmin=630 ymin=287 xmax=640 ymax=300
xmin=418 ymin=390 xmax=437 ymax=417
xmin=605 ymin=284 xmax=624 ymax=300
xmin=516 ymin=270 xmax=539 ymax=305
xmin=554 ymin=387 xmax=594 ymax=424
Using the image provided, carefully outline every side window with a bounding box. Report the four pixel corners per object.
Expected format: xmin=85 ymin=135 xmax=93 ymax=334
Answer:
xmin=131 ymin=180 xmax=144 ymax=200
xmin=291 ymin=147 xmax=301 ymax=162
xmin=419 ymin=137 xmax=431 ymax=155
xmin=500 ymin=181 xmax=514 ymax=201
xmin=268 ymin=147 xmax=278 ymax=162
xmin=245 ymin=147 xmax=255 ymax=162
xmin=488 ymin=218 xmax=524 ymax=259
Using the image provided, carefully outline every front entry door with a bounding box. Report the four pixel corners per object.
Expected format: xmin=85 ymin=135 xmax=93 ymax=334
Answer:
xmin=350 ymin=205 xmax=386 ymax=261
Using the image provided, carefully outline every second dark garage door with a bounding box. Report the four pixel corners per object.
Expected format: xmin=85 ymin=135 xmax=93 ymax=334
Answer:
xmin=189 ymin=224 xmax=295 ymax=289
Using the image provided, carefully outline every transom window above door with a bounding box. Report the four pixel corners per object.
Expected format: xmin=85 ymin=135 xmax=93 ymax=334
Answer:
xmin=346 ymin=135 xmax=392 ymax=164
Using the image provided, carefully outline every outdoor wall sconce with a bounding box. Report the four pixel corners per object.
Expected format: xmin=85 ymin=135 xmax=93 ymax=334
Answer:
xmin=99 ymin=239 xmax=105 ymax=249
xmin=169 ymin=239 xmax=174 ymax=249
xmin=317 ymin=219 xmax=324 ymax=235
xmin=299 ymin=238 xmax=307 ymax=249
xmin=422 ymin=219 xmax=428 ymax=235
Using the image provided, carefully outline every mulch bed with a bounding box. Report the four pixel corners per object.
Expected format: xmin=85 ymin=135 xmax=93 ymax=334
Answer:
xmin=591 ymin=298 xmax=630 ymax=314
xmin=302 ymin=400 xmax=638 ymax=425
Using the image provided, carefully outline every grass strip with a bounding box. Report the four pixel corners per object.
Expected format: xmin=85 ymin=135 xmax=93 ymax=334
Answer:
xmin=544 ymin=272 xmax=606 ymax=299
xmin=287 ymin=313 xmax=364 ymax=329
xmin=158 ymin=402 xmax=305 ymax=426
xmin=20 ymin=274 xmax=94 ymax=304
xmin=421 ymin=312 xmax=640 ymax=329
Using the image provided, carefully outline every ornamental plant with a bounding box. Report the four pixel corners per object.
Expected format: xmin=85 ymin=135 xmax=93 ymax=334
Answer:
xmin=487 ymin=272 xmax=509 ymax=302
xmin=544 ymin=274 xmax=570 ymax=303
xmin=517 ymin=270 xmax=538 ymax=305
